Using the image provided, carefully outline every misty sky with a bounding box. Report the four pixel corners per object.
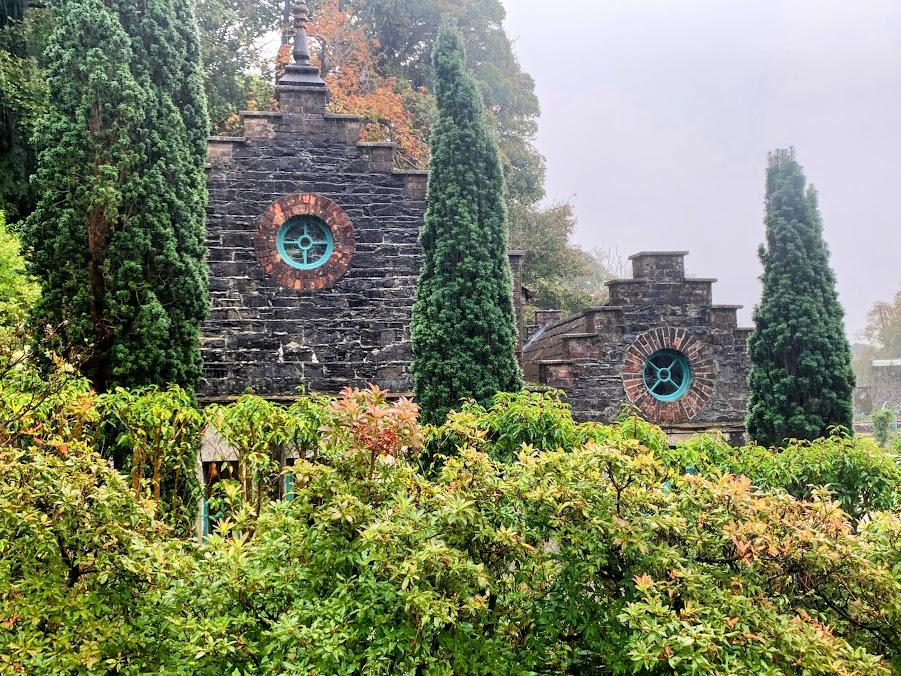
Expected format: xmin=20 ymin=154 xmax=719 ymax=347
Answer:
xmin=501 ymin=0 xmax=901 ymax=340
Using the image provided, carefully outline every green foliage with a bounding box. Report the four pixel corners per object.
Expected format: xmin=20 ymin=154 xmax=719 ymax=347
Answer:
xmin=98 ymin=386 xmax=204 ymax=537
xmin=429 ymin=389 xmax=581 ymax=463
xmin=206 ymin=394 xmax=290 ymax=517
xmin=23 ymin=0 xmax=210 ymax=393
xmin=863 ymin=288 xmax=901 ymax=359
xmin=0 ymin=211 xmax=37 ymax=338
xmin=149 ymin=431 xmax=900 ymax=674
xmin=873 ymin=409 xmax=896 ymax=448
xmin=747 ymin=148 xmax=856 ymax=446
xmin=670 ymin=429 xmax=901 ymax=522
xmin=0 ymin=2 xmax=49 ymax=221
xmin=509 ymin=200 xmax=617 ymax=317
xmin=195 ymin=0 xmax=282 ymax=131
xmin=0 ymin=333 xmax=94 ymax=450
xmin=1 ymin=382 xmax=901 ymax=673
xmin=411 ymin=23 xmax=522 ymax=425
xmin=0 ymin=441 xmax=169 ymax=674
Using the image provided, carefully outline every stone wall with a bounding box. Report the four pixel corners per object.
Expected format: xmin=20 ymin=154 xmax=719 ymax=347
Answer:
xmin=868 ymin=360 xmax=901 ymax=411
xmin=200 ymin=86 xmax=427 ymax=398
xmin=522 ymin=251 xmax=750 ymax=441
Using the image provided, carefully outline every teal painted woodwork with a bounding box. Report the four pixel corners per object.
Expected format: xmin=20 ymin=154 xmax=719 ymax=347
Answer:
xmin=277 ymin=215 xmax=334 ymax=270
xmin=643 ymin=349 xmax=691 ymax=402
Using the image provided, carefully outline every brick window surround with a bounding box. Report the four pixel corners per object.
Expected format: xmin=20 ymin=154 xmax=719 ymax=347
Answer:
xmin=622 ymin=328 xmax=714 ymax=422
xmin=256 ymin=193 xmax=355 ymax=291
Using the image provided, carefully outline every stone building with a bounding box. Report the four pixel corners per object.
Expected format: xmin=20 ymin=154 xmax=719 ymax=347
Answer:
xmin=199 ymin=1 xmax=428 ymax=399
xmin=521 ymin=252 xmax=751 ymax=443
xmin=198 ymin=2 xmax=752 ymax=445
xmin=857 ymin=359 xmax=901 ymax=414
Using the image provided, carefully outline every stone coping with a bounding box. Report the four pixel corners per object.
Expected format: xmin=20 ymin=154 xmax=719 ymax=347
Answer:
xmin=628 ymin=251 xmax=689 ymax=259
xmin=197 ymin=392 xmax=415 ymax=405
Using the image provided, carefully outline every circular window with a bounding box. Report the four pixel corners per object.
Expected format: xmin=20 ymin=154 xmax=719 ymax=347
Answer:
xmin=277 ymin=215 xmax=334 ymax=270
xmin=256 ymin=193 xmax=355 ymax=292
xmin=643 ymin=349 xmax=691 ymax=401
xmin=622 ymin=328 xmax=715 ymax=422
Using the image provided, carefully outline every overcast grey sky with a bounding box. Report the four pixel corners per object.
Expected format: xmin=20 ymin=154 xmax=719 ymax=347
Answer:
xmin=501 ymin=0 xmax=901 ymax=339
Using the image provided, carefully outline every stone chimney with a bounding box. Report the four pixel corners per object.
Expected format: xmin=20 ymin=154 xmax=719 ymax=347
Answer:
xmin=276 ymin=0 xmax=329 ymax=116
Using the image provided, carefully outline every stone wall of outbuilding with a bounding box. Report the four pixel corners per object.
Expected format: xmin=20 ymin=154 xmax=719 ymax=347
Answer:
xmin=522 ymin=252 xmax=751 ymax=442
xmin=867 ymin=361 xmax=901 ymax=411
xmin=200 ymin=86 xmax=427 ymax=398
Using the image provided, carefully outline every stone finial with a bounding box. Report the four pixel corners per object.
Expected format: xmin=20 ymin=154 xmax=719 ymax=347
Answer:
xmin=278 ymin=0 xmax=326 ymax=87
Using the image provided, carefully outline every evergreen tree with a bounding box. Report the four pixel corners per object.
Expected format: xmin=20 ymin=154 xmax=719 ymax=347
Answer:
xmin=22 ymin=0 xmax=209 ymax=392
xmin=746 ymin=148 xmax=855 ymax=446
xmin=411 ymin=21 xmax=522 ymax=425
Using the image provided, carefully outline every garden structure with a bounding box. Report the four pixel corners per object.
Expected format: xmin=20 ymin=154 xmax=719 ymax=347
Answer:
xmin=521 ymin=252 xmax=752 ymax=443
xmin=199 ymin=2 xmax=751 ymax=444
xmin=200 ymin=0 xmax=431 ymax=399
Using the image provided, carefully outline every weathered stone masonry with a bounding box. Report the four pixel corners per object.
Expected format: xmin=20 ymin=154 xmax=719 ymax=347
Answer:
xmin=521 ymin=252 xmax=751 ymax=441
xmin=200 ymin=84 xmax=428 ymax=398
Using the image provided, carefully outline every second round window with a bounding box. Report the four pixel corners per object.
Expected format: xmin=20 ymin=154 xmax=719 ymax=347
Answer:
xmin=643 ymin=349 xmax=691 ymax=402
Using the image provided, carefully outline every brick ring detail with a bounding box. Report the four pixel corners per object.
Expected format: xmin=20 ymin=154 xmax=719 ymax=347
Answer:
xmin=622 ymin=328 xmax=714 ymax=422
xmin=256 ymin=193 xmax=354 ymax=291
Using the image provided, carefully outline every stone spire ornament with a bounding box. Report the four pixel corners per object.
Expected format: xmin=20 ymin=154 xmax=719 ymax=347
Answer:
xmin=278 ymin=0 xmax=326 ymax=87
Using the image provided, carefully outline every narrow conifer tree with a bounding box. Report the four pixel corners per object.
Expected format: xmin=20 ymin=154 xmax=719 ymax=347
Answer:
xmin=747 ymin=148 xmax=855 ymax=446
xmin=411 ymin=21 xmax=522 ymax=424
xmin=23 ymin=0 xmax=209 ymax=392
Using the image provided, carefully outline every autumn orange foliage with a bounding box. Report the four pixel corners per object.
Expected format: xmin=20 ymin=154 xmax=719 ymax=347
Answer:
xmin=302 ymin=0 xmax=430 ymax=168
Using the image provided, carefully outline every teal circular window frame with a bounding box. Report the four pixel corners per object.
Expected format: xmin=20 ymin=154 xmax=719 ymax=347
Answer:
xmin=276 ymin=215 xmax=334 ymax=271
xmin=643 ymin=349 xmax=692 ymax=402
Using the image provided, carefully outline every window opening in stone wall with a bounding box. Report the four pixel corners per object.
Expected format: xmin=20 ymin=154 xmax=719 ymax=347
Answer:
xmin=277 ymin=215 xmax=334 ymax=270
xmin=643 ymin=349 xmax=692 ymax=402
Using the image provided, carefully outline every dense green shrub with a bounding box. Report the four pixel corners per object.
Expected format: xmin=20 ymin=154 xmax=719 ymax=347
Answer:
xmin=23 ymin=0 xmax=209 ymax=393
xmin=0 ymin=441 xmax=170 ymax=674
xmin=410 ymin=22 xmax=521 ymax=424
xmin=747 ymin=149 xmax=855 ymax=445
xmin=97 ymin=386 xmax=204 ymax=537
xmin=427 ymin=389 xmax=580 ymax=463
xmin=0 ymin=210 xmax=37 ymax=340
xmin=873 ymin=408 xmax=896 ymax=448
xmin=1 ymin=384 xmax=900 ymax=674
xmin=670 ymin=430 xmax=901 ymax=521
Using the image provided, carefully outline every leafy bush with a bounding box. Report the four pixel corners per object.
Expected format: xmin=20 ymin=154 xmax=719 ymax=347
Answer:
xmin=0 ymin=442 xmax=170 ymax=674
xmin=98 ymin=386 xmax=204 ymax=536
xmin=0 ymin=211 xmax=39 ymax=341
xmin=873 ymin=408 xmax=895 ymax=448
xmin=671 ymin=429 xmax=901 ymax=520
xmin=1 ymin=385 xmax=900 ymax=674
xmin=143 ymin=443 xmax=900 ymax=674
xmin=427 ymin=389 xmax=581 ymax=463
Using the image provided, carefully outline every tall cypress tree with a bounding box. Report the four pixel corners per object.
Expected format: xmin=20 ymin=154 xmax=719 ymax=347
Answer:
xmin=411 ymin=21 xmax=522 ymax=425
xmin=746 ymin=148 xmax=855 ymax=446
xmin=23 ymin=0 xmax=209 ymax=392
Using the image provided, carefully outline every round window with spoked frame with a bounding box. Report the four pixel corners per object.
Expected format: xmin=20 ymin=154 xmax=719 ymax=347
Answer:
xmin=642 ymin=349 xmax=691 ymax=402
xmin=256 ymin=193 xmax=355 ymax=292
xmin=277 ymin=215 xmax=334 ymax=270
